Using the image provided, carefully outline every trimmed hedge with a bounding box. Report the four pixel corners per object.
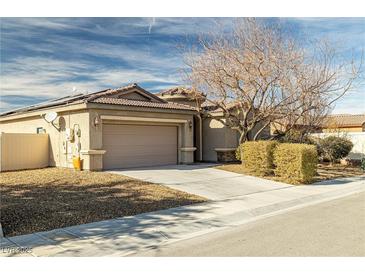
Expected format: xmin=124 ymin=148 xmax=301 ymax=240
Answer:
xmin=241 ymin=141 xmax=279 ymax=175
xmin=274 ymin=143 xmax=318 ymax=184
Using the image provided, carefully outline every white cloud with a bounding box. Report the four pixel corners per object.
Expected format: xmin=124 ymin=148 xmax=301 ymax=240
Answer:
xmin=0 ymin=56 xmax=181 ymax=100
xmin=2 ymin=32 xmax=186 ymax=71
xmin=148 ymin=17 xmax=156 ymax=34
xmin=1 ymin=18 xmax=364 ymax=114
xmin=1 ymin=17 xmax=232 ymax=41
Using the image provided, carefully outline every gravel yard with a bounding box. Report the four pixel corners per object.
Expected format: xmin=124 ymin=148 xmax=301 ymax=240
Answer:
xmin=0 ymin=168 xmax=206 ymax=237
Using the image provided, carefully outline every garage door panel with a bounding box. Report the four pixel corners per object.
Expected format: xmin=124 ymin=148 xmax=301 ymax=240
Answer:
xmin=104 ymin=143 xmax=176 ymax=151
xmin=105 ymin=154 xmax=177 ymax=165
xmin=103 ymin=124 xmax=178 ymax=169
xmin=104 ymin=146 xmax=176 ymax=157
xmin=104 ymin=138 xmax=176 ymax=146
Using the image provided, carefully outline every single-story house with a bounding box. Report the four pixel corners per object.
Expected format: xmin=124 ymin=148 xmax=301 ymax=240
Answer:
xmin=269 ymin=114 xmax=365 ymax=137
xmin=1 ymin=83 xmax=266 ymax=171
xmin=321 ymin=114 xmax=365 ymax=133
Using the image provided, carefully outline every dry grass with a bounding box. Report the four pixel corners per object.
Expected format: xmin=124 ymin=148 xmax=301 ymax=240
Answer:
xmin=0 ymin=168 xmax=206 ymax=237
xmin=216 ymin=163 xmax=364 ymax=185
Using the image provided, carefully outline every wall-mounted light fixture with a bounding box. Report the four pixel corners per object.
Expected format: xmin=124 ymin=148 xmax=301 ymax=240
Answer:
xmin=188 ymin=120 xmax=193 ymax=129
xmin=93 ymin=115 xmax=100 ymax=127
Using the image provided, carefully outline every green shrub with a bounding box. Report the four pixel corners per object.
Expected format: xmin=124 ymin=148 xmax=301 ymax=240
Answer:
xmin=241 ymin=141 xmax=279 ymax=175
xmin=318 ymin=136 xmax=353 ymax=163
xmin=361 ymin=158 xmax=365 ymax=172
xmin=274 ymin=143 xmax=318 ymax=184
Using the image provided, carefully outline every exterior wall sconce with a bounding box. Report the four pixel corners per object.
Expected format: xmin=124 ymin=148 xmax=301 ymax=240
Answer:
xmin=188 ymin=120 xmax=193 ymax=129
xmin=93 ymin=115 xmax=100 ymax=127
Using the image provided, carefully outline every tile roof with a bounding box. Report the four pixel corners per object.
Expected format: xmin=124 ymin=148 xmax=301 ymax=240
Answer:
xmin=323 ymin=114 xmax=365 ymax=127
xmin=86 ymin=83 xmax=165 ymax=103
xmin=90 ymin=97 xmax=196 ymax=111
xmin=202 ymin=102 xmax=242 ymax=113
xmin=0 ymin=83 xmax=195 ymax=117
xmin=158 ymin=87 xmax=198 ymax=96
xmin=158 ymin=87 xmax=206 ymax=100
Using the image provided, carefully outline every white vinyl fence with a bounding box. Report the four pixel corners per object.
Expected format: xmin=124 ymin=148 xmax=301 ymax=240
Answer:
xmin=0 ymin=133 xmax=49 ymax=172
xmin=311 ymin=132 xmax=365 ymax=160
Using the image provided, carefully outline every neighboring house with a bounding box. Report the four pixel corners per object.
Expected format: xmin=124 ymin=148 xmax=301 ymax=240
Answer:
xmin=314 ymin=114 xmax=365 ymax=160
xmin=321 ymin=114 xmax=365 ymax=133
xmin=270 ymin=114 xmax=365 ymax=137
xmin=1 ymin=83 xmax=265 ymax=171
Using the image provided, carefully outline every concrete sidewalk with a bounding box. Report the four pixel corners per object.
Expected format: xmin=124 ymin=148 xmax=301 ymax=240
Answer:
xmin=1 ymin=175 xmax=364 ymax=257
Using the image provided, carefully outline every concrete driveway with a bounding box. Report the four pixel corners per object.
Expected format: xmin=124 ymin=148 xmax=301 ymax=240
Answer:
xmin=109 ymin=164 xmax=291 ymax=200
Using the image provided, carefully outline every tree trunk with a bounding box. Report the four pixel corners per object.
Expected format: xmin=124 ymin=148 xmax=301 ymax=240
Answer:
xmin=239 ymin=130 xmax=249 ymax=144
xmin=253 ymin=121 xmax=271 ymax=141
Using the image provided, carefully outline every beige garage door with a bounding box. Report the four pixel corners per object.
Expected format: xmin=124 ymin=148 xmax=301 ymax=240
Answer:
xmin=102 ymin=124 xmax=178 ymax=169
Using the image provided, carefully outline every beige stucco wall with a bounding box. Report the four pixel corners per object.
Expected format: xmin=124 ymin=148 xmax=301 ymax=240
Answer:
xmin=0 ymin=108 xmax=91 ymax=169
xmin=322 ymin=127 xmax=363 ymax=133
xmin=202 ymin=115 xmax=271 ymax=162
xmin=0 ymin=103 xmax=196 ymax=170
xmin=0 ymin=133 xmax=49 ymax=172
xmin=202 ymin=117 xmax=240 ymax=162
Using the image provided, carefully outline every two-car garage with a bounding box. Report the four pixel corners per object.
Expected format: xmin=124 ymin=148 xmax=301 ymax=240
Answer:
xmin=102 ymin=123 xmax=178 ymax=169
xmin=0 ymin=84 xmax=197 ymax=171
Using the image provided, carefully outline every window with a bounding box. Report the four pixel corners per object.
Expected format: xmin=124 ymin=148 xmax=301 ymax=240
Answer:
xmin=37 ymin=127 xmax=46 ymax=134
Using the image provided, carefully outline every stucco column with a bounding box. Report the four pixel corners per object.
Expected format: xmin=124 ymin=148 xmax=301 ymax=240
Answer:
xmin=84 ymin=111 xmax=105 ymax=171
xmin=80 ymin=149 xmax=105 ymax=171
xmin=179 ymin=120 xmax=196 ymax=164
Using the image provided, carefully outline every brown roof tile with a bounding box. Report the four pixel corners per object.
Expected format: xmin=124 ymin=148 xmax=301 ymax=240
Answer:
xmin=86 ymin=83 xmax=165 ymax=103
xmin=323 ymin=114 xmax=365 ymax=127
xmin=158 ymin=87 xmax=192 ymax=96
xmin=90 ymin=97 xmax=196 ymax=111
xmin=158 ymin=87 xmax=206 ymax=99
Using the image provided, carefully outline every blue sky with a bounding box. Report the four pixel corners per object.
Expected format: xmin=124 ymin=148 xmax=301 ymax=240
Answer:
xmin=0 ymin=17 xmax=364 ymax=114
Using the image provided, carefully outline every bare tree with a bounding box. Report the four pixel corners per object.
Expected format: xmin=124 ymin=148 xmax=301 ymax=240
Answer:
xmin=185 ymin=18 xmax=362 ymax=143
xmin=271 ymin=40 xmax=362 ymax=141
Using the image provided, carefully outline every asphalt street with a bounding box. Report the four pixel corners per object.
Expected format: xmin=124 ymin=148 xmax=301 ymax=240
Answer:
xmin=134 ymin=192 xmax=365 ymax=256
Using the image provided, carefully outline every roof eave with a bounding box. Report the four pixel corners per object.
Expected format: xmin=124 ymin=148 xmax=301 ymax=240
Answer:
xmin=85 ymin=102 xmax=198 ymax=114
xmin=0 ymin=102 xmax=88 ymax=122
